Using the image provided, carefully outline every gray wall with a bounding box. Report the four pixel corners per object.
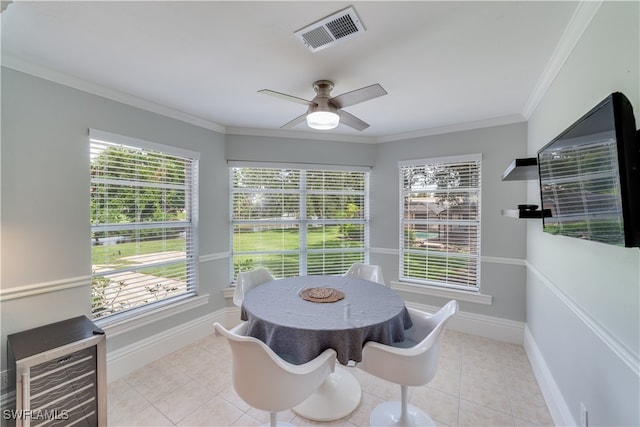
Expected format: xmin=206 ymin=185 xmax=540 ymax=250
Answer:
xmin=0 ymin=68 xmax=230 ymax=368
xmin=526 ymin=2 xmax=639 ymax=425
xmin=372 ymin=123 xmax=529 ymax=321
xmin=226 ymin=134 xmax=376 ymax=167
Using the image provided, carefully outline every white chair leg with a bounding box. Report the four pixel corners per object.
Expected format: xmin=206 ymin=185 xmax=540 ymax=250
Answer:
xmin=270 ymin=412 xmax=277 ymax=427
xmin=399 ymin=385 xmax=410 ymax=424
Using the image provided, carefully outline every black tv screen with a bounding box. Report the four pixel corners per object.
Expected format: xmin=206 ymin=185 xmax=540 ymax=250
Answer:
xmin=537 ymin=92 xmax=640 ymax=247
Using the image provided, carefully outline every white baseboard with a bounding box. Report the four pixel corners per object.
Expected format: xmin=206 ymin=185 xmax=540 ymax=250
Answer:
xmin=106 ymin=308 xmax=226 ymax=382
xmin=524 ymin=325 xmax=575 ymax=427
xmin=405 ymin=301 xmax=525 ymax=344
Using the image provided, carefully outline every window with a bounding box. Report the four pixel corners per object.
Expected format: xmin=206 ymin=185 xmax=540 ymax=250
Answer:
xmin=399 ymin=154 xmax=481 ymax=290
xmin=90 ymin=130 xmax=199 ymax=320
xmin=231 ymin=165 xmax=369 ymax=279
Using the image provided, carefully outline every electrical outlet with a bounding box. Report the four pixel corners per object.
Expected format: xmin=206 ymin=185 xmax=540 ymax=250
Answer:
xmin=580 ymin=402 xmax=589 ymax=427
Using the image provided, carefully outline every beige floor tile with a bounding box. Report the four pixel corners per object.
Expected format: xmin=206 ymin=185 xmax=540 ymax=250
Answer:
xmin=153 ymin=380 xmax=217 ymax=424
xmin=411 ymin=386 xmax=460 ymax=426
xmin=196 ymin=333 xmax=233 ymax=361
xmin=109 ymin=398 xmax=174 ymax=427
xmin=442 ymin=329 xmax=466 ymax=345
xmin=514 ymin=416 xmax=555 ymax=427
xmin=462 ymin=347 xmax=503 ymax=368
xmin=459 ymin=399 xmax=514 ymax=427
xmin=108 ymin=383 xmax=151 ymax=426
xmin=189 ymin=360 xmax=233 ymax=394
xmin=439 ymin=344 xmax=463 ymax=372
xmin=500 ymin=347 xmax=534 ymax=372
xmin=164 ymin=345 xmax=220 ymax=379
xmin=230 ymin=412 xmax=262 ymax=426
xmin=427 ymin=366 xmax=461 ymax=396
xmin=505 ymin=366 xmax=545 ymax=397
xmin=176 ymin=396 xmax=244 ymax=426
xmin=462 ymin=358 xmax=507 ymax=386
xmin=108 ymin=330 xmax=553 ymax=427
xmin=460 ymin=374 xmax=512 ymax=414
xmin=509 ymin=388 xmax=554 ymax=426
xmin=123 ymin=361 xmax=191 ymax=403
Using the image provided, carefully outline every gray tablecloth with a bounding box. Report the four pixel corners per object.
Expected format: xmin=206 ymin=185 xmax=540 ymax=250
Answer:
xmin=240 ymin=275 xmax=413 ymax=365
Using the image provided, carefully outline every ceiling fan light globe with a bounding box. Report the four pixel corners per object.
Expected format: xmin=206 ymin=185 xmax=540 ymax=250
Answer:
xmin=307 ymin=111 xmax=340 ymax=130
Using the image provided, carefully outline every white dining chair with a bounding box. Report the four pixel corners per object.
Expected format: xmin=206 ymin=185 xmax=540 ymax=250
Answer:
xmin=233 ymin=267 xmax=274 ymax=307
xmin=344 ymin=262 xmax=387 ymax=286
xmin=214 ymin=322 xmax=337 ymax=427
xmin=357 ymin=300 xmax=458 ymax=426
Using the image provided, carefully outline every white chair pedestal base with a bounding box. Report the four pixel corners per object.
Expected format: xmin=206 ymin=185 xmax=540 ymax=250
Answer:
xmin=292 ymin=366 xmax=362 ymax=421
xmin=370 ymin=401 xmax=436 ymax=427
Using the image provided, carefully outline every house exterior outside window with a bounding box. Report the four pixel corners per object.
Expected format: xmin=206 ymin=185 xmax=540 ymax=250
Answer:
xmin=90 ymin=130 xmax=199 ymax=320
xmin=399 ymin=154 xmax=481 ymax=290
xmin=230 ymin=165 xmax=369 ymax=280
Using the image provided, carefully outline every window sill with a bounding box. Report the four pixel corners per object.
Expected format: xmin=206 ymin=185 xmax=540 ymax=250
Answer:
xmin=95 ymin=293 xmax=210 ymax=338
xmin=390 ymin=281 xmax=492 ymax=305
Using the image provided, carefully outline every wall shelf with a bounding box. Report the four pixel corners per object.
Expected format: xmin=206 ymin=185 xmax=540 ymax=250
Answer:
xmin=501 ymin=208 xmax=552 ymax=219
xmin=501 ymin=157 xmax=538 ymax=181
xmin=501 ymin=157 xmax=550 ymax=220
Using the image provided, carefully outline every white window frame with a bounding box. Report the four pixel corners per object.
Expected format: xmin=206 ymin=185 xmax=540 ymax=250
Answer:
xmin=89 ymin=129 xmax=199 ymax=322
xmin=399 ymin=154 xmax=481 ymax=291
xmin=229 ymin=162 xmax=370 ymax=280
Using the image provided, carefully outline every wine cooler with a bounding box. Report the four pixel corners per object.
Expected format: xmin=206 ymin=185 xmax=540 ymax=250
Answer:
xmin=6 ymin=316 xmax=106 ymax=427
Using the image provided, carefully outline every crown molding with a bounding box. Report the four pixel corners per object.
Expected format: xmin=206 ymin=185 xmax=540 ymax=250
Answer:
xmin=374 ymin=114 xmax=526 ymax=143
xmin=1 ymin=54 xmax=226 ymax=133
xmin=225 ymin=126 xmax=376 ymax=144
xmin=521 ymin=1 xmax=604 ymax=119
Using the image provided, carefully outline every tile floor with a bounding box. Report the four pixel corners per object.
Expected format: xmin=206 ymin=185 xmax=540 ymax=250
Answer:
xmin=107 ymin=329 xmax=554 ymax=426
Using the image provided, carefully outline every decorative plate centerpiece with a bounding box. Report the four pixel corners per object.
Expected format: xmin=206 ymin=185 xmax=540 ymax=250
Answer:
xmin=300 ymin=287 xmax=345 ymax=303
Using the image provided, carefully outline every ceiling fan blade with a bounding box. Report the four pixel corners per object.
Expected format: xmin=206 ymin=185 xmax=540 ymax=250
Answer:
xmin=258 ymin=89 xmax=315 ymax=106
xmin=329 ymin=84 xmax=387 ymax=109
xmin=338 ymin=110 xmax=370 ymax=131
xmin=281 ymin=113 xmax=307 ymax=129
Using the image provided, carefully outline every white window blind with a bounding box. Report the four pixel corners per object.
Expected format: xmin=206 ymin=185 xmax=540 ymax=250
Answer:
xmin=231 ymin=166 xmax=369 ymax=279
xmin=90 ymin=130 xmax=198 ymax=320
xmin=399 ymin=154 xmax=481 ymax=290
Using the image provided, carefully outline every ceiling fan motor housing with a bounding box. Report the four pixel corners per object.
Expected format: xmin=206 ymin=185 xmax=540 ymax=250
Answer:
xmin=308 ymin=80 xmax=338 ymax=114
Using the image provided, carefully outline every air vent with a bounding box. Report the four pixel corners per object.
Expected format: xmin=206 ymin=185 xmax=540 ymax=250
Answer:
xmin=294 ymin=6 xmax=365 ymax=52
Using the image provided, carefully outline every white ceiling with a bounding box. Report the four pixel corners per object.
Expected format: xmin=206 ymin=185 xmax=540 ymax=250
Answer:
xmin=1 ymin=1 xmax=583 ymax=142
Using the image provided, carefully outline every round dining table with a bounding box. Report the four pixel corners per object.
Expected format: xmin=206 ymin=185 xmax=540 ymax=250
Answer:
xmin=240 ymin=274 xmax=413 ymax=421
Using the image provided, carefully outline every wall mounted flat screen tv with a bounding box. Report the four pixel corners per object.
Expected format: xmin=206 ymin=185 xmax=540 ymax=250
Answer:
xmin=537 ymin=92 xmax=639 ymax=247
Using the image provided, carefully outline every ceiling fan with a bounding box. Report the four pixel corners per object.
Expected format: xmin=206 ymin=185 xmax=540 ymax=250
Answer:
xmin=258 ymin=80 xmax=387 ymax=131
